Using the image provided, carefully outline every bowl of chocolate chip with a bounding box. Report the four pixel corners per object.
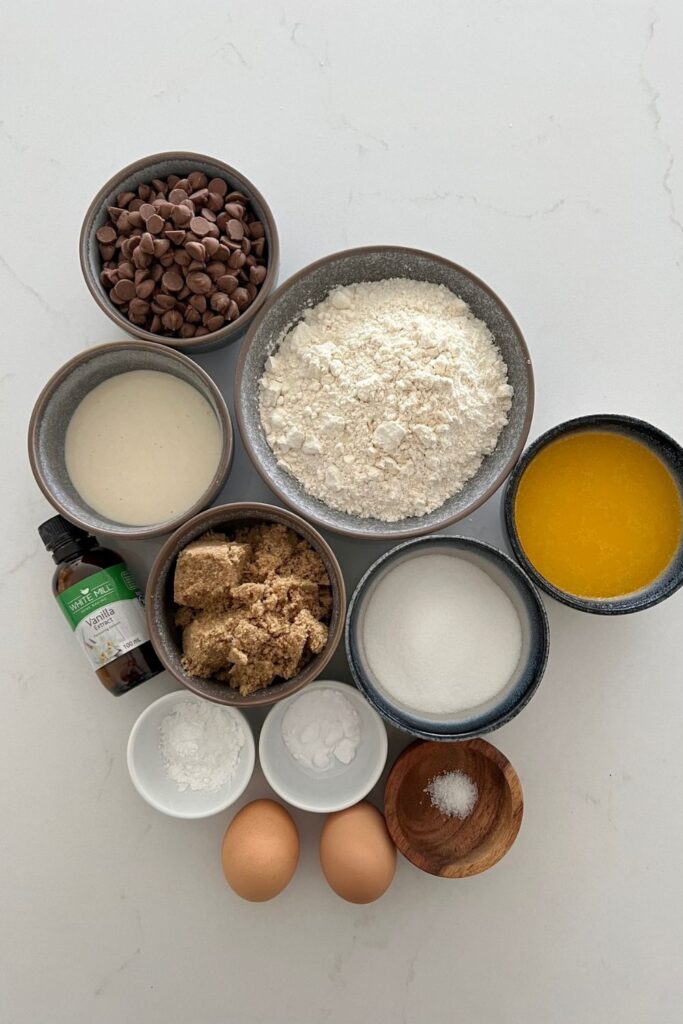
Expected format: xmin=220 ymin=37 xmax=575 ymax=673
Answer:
xmin=145 ymin=502 xmax=346 ymax=708
xmin=80 ymin=152 xmax=279 ymax=353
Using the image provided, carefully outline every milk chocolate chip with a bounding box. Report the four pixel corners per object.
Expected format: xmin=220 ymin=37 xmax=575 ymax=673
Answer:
xmin=97 ymin=168 xmax=268 ymax=338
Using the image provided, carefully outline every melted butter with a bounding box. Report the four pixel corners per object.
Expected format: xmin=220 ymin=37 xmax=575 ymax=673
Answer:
xmin=514 ymin=430 xmax=682 ymax=598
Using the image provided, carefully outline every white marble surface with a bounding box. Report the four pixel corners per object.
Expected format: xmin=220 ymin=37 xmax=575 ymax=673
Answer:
xmin=2 ymin=2 xmax=683 ymax=1021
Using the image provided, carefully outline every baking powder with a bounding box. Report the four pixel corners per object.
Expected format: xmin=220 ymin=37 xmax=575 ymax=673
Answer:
xmin=159 ymin=699 xmax=245 ymax=792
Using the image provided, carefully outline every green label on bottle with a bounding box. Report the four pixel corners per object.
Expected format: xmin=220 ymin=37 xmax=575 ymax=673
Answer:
xmin=57 ymin=563 xmax=149 ymax=670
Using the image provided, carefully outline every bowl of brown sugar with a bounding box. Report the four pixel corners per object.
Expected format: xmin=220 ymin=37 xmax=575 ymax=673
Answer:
xmin=146 ymin=503 xmax=346 ymax=708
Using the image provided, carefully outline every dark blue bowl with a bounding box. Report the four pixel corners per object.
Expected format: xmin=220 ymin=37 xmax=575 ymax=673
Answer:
xmin=345 ymin=536 xmax=549 ymax=740
xmin=503 ymin=414 xmax=683 ymax=615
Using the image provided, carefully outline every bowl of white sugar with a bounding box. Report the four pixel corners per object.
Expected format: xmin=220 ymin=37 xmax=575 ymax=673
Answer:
xmin=236 ymin=246 xmax=534 ymax=539
xmin=345 ymin=536 xmax=549 ymax=739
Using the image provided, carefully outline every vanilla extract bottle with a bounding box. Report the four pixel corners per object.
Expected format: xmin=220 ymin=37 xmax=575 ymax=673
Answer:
xmin=39 ymin=515 xmax=162 ymax=696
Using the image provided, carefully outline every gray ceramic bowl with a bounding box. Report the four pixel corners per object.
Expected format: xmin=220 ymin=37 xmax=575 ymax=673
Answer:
xmin=235 ymin=245 xmax=534 ymax=540
xmin=345 ymin=536 xmax=549 ymax=740
xmin=28 ymin=340 xmax=233 ymax=540
xmin=145 ymin=502 xmax=346 ymax=709
xmin=504 ymin=414 xmax=683 ymax=614
xmin=80 ymin=151 xmax=279 ymax=354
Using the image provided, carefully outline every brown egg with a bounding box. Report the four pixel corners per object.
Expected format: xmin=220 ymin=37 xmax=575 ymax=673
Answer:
xmin=221 ymin=799 xmax=299 ymax=902
xmin=320 ymin=801 xmax=396 ymax=904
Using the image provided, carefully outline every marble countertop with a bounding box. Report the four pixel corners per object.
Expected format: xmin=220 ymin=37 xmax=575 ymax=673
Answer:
xmin=2 ymin=2 xmax=683 ymax=1022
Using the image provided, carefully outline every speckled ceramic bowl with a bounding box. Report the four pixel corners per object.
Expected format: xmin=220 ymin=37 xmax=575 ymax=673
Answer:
xmin=28 ymin=340 xmax=233 ymax=540
xmin=235 ymin=246 xmax=534 ymax=540
xmin=345 ymin=536 xmax=549 ymax=740
xmin=503 ymin=414 xmax=683 ymax=614
xmin=80 ymin=151 xmax=279 ymax=353
xmin=145 ymin=502 xmax=346 ymax=709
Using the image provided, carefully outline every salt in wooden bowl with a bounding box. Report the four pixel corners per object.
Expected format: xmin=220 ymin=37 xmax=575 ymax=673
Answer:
xmin=384 ymin=738 xmax=523 ymax=878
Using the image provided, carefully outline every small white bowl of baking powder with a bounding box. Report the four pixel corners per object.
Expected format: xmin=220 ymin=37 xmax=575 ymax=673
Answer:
xmin=127 ymin=691 xmax=255 ymax=819
xmin=259 ymin=680 xmax=388 ymax=813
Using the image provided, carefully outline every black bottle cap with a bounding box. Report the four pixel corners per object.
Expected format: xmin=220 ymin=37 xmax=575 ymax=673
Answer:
xmin=38 ymin=515 xmax=94 ymax=559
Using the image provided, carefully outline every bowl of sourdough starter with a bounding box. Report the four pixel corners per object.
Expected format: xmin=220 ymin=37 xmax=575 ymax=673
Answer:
xmin=28 ymin=340 xmax=233 ymax=540
xmin=236 ymin=246 xmax=534 ymax=540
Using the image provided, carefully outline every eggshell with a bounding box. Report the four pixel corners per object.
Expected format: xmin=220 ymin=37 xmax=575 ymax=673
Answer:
xmin=221 ymin=799 xmax=299 ymax=902
xmin=320 ymin=801 xmax=396 ymax=904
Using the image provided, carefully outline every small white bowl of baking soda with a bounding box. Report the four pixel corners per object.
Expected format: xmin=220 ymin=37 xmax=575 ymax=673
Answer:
xmin=259 ymin=680 xmax=388 ymax=813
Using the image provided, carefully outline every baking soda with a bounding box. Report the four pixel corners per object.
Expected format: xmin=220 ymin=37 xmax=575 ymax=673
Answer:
xmin=282 ymin=687 xmax=361 ymax=772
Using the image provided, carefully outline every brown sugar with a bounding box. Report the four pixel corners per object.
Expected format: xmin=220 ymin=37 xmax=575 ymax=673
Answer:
xmin=174 ymin=532 xmax=250 ymax=609
xmin=174 ymin=523 xmax=332 ymax=696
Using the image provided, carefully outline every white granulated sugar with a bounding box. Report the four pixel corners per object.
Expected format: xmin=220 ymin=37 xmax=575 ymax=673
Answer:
xmin=362 ymin=553 xmax=523 ymax=715
xmin=282 ymin=687 xmax=361 ymax=772
xmin=426 ymin=771 xmax=478 ymax=819
xmin=159 ymin=699 xmax=245 ymax=792
xmin=259 ymin=279 xmax=513 ymax=521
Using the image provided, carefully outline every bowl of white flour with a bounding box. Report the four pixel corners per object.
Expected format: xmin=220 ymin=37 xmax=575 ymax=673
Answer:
xmin=236 ymin=246 xmax=533 ymax=539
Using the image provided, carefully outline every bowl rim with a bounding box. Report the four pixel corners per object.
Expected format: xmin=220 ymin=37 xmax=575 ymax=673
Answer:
xmin=503 ymin=413 xmax=683 ymax=615
xmin=383 ymin=737 xmax=524 ymax=877
xmin=145 ymin=501 xmax=347 ymax=708
xmin=258 ymin=678 xmax=388 ymax=813
xmin=344 ymin=534 xmax=549 ymax=740
xmin=27 ymin=338 xmax=234 ymax=540
xmin=234 ymin=243 xmax=535 ymax=541
xmin=79 ymin=150 xmax=280 ymax=352
xmin=126 ymin=690 xmax=256 ymax=820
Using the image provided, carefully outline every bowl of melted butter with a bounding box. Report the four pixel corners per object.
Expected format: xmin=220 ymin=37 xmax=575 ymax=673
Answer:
xmin=504 ymin=414 xmax=683 ymax=613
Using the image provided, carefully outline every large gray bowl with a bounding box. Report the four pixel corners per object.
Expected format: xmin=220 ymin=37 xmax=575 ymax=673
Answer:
xmin=235 ymin=246 xmax=534 ymax=540
xmin=79 ymin=151 xmax=279 ymax=354
xmin=28 ymin=340 xmax=233 ymax=540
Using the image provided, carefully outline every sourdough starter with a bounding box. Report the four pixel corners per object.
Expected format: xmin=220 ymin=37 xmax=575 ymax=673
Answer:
xmin=65 ymin=370 xmax=222 ymax=526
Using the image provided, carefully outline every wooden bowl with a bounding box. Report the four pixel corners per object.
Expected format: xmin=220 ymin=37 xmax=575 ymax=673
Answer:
xmin=384 ymin=739 xmax=523 ymax=877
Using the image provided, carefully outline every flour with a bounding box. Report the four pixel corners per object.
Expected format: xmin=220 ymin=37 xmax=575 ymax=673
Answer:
xmin=159 ymin=699 xmax=245 ymax=792
xmin=259 ymin=278 xmax=513 ymax=521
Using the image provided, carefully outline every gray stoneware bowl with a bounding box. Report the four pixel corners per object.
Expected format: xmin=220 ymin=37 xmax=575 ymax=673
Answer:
xmin=504 ymin=414 xmax=683 ymax=614
xmin=28 ymin=340 xmax=233 ymax=541
xmin=235 ymin=245 xmax=534 ymax=540
xmin=80 ymin=151 xmax=279 ymax=354
xmin=345 ymin=536 xmax=549 ymax=740
xmin=145 ymin=502 xmax=346 ymax=709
